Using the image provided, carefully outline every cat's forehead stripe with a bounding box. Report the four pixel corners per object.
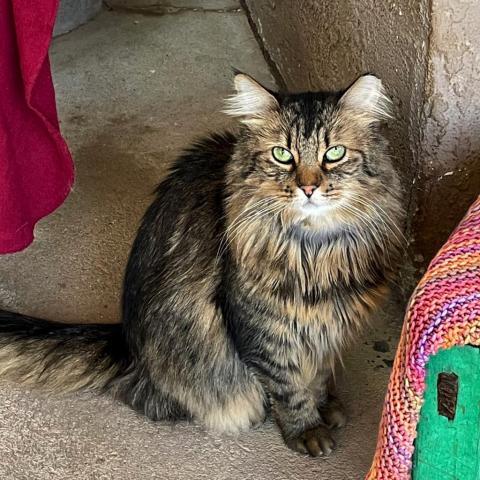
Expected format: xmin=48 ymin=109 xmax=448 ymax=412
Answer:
xmin=284 ymin=95 xmax=332 ymax=142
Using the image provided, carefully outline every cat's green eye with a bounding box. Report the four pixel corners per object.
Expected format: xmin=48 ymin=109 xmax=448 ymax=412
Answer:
xmin=324 ymin=145 xmax=346 ymax=163
xmin=272 ymin=146 xmax=294 ymax=164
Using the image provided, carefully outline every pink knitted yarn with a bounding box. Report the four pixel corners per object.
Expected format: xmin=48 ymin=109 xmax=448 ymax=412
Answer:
xmin=366 ymin=196 xmax=480 ymax=479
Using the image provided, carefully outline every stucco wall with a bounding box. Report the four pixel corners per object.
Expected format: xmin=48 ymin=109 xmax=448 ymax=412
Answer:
xmin=243 ymin=0 xmax=480 ymax=263
xmin=414 ymin=0 xmax=480 ymax=261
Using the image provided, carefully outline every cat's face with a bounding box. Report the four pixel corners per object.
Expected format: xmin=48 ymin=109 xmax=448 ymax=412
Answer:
xmin=225 ymin=74 xmax=396 ymax=231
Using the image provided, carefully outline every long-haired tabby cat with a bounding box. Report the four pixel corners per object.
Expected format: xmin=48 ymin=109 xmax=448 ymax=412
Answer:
xmin=0 ymin=73 xmax=404 ymax=456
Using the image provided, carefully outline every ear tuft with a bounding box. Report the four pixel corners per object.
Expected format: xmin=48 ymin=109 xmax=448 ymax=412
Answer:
xmin=339 ymin=74 xmax=392 ymax=122
xmin=223 ymin=73 xmax=278 ymax=120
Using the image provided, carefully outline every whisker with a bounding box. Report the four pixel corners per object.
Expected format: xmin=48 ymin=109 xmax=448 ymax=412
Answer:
xmin=338 ymin=203 xmax=393 ymax=269
xmin=215 ymin=198 xmax=285 ymax=265
xmin=347 ymin=192 xmax=407 ymax=252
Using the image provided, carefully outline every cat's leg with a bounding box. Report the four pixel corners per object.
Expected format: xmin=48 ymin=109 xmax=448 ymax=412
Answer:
xmin=113 ymin=365 xmax=192 ymax=422
xmin=147 ymin=359 xmax=266 ymax=434
xmin=248 ymin=358 xmax=336 ymax=456
xmin=121 ymin=359 xmax=265 ymax=432
xmin=268 ymin=379 xmax=335 ymax=456
xmin=141 ymin=321 xmax=266 ymax=433
xmin=237 ymin=321 xmax=338 ymax=455
xmin=310 ymin=368 xmax=347 ymax=429
xmin=201 ymin=375 xmax=266 ymax=433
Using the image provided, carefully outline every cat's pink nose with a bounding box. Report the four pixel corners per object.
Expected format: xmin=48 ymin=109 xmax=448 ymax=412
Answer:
xmin=300 ymin=185 xmax=317 ymax=198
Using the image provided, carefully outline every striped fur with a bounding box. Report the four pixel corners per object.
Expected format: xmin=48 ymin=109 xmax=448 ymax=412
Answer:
xmin=0 ymin=73 xmax=404 ymax=456
xmin=0 ymin=310 xmax=125 ymax=393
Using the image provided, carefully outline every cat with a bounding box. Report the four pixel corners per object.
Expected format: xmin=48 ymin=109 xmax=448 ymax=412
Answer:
xmin=0 ymin=73 xmax=404 ymax=456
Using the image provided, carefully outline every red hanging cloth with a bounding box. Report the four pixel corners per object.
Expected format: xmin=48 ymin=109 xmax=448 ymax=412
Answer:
xmin=0 ymin=0 xmax=74 ymax=253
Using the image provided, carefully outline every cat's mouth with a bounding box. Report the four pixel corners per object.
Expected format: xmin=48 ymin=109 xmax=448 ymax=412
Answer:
xmin=288 ymin=187 xmax=343 ymax=219
xmin=297 ymin=196 xmax=339 ymax=215
xmin=301 ymin=191 xmax=341 ymax=204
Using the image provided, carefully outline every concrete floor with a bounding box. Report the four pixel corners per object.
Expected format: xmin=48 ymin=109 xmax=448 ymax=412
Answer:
xmin=0 ymin=3 xmax=404 ymax=479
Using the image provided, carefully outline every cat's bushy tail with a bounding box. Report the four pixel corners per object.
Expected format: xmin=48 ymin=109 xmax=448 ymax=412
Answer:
xmin=0 ymin=309 xmax=127 ymax=393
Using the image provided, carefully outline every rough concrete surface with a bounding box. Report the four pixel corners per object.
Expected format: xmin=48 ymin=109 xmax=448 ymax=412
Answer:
xmin=0 ymin=5 xmax=404 ymax=480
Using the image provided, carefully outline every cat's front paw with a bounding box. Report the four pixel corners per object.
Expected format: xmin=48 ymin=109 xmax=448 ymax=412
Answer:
xmin=285 ymin=425 xmax=336 ymax=457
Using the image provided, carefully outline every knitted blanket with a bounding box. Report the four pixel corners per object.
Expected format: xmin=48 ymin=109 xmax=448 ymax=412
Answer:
xmin=366 ymin=196 xmax=480 ymax=479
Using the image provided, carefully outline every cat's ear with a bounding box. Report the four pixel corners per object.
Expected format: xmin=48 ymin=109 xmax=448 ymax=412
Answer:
xmin=223 ymin=73 xmax=279 ymax=123
xmin=339 ymin=74 xmax=392 ymax=123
